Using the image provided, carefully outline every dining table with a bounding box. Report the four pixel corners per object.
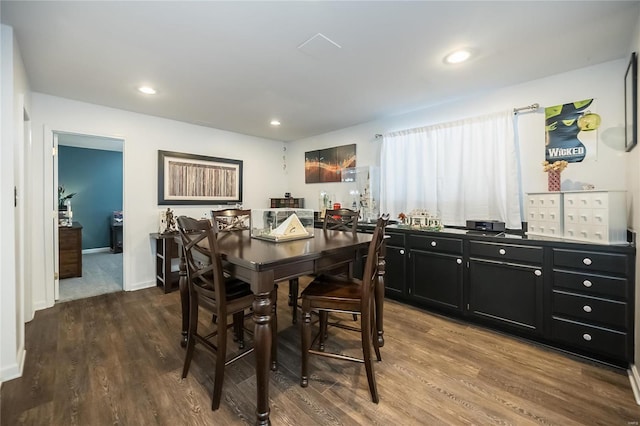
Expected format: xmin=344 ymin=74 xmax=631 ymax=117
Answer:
xmin=177 ymin=228 xmax=383 ymax=425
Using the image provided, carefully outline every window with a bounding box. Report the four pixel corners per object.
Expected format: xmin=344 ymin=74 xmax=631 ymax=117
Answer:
xmin=380 ymin=110 xmax=522 ymax=229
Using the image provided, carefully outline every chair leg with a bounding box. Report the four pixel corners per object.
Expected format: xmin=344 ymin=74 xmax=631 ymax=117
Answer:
xmin=212 ymin=310 xmax=228 ymax=411
xmin=319 ymin=311 xmax=328 ymax=352
xmin=271 ymin=287 xmax=278 ymax=371
xmin=233 ymin=311 xmax=245 ymax=349
xmin=361 ymin=306 xmax=379 ymax=403
xmin=182 ymin=291 xmax=199 ymax=379
xmin=289 ymin=278 xmax=299 ymax=323
xmin=300 ymin=306 xmax=312 ymax=387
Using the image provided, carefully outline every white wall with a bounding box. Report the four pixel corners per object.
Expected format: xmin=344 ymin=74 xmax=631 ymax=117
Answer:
xmin=626 ymin=10 xmax=640 ymax=396
xmin=0 ymin=24 xmax=31 ymax=384
xmin=286 ymin=60 xmax=628 ymax=218
xmin=29 ymin=94 xmax=287 ymax=310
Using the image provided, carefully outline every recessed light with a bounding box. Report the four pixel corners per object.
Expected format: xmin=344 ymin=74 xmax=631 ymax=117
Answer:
xmin=270 ymin=120 xmax=281 ymax=126
xmin=138 ymin=86 xmax=157 ymax=95
xmin=444 ymin=49 xmax=471 ymax=64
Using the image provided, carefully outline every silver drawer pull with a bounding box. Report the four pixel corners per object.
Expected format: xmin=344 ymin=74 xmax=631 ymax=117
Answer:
xmin=582 ymin=258 xmax=592 ymax=266
xmin=430 ymin=241 xmax=437 ymax=247
xmin=499 ymin=248 xmax=506 ymax=255
xmin=399 ymin=249 xmax=405 ymax=255
xmin=456 ymin=258 xmax=462 ymax=264
xmin=583 ymin=280 xmax=592 ymax=288
xmin=534 ymin=270 xmax=542 ymax=276
xmin=582 ymin=333 xmax=592 ymax=341
xmin=583 ymin=305 xmax=592 ymax=313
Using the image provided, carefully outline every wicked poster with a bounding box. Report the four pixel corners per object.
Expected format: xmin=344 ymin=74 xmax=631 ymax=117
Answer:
xmin=545 ymin=99 xmax=599 ymax=163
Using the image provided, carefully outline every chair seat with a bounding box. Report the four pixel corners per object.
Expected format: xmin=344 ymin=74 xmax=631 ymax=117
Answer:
xmin=301 ymin=274 xmax=362 ymax=309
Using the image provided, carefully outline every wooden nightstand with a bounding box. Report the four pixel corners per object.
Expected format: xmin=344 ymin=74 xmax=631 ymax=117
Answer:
xmin=59 ymin=223 xmax=83 ymax=279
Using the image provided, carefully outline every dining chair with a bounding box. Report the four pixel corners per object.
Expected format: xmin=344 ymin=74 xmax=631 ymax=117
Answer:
xmin=177 ymin=216 xmax=277 ymax=411
xmin=288 ymin=208 xmax=361 ymax=324
xmin=211 ymin=208 xmax=251 ymax=232
xmin=212 ymin=208 xmax=281 ymax=367
xmin=300 ymin=215 xmax=388 ymax=403
xmin=322 ymin=208 xmax=360 ymax=233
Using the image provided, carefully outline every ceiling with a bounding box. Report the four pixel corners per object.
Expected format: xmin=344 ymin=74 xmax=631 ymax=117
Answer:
xmin=2 ymin=1 xmax=639 ymax=142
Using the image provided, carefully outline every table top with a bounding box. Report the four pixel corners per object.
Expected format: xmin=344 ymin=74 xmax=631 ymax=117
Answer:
xmin=204 ymin=229 xmax=373 ymax=272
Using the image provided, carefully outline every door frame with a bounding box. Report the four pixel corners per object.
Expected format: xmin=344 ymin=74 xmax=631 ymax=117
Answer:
xmin=44 ymin=128 xmax=125 ymax=306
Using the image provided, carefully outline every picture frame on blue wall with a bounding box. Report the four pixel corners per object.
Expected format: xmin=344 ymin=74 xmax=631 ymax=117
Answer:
xmin=625 ymin=52 xmax=637 ymax=152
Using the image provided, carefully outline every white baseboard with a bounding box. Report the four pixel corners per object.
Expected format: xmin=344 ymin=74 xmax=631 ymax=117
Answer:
xmin=628 ymin=364 xmax=640 ymax=405
xmin=82 ymin=247 xmax=110 ymax=254
xmin=0 ymin=348 xmax=25 ymax=385
xmin=126 ymin=280 xmax=156 ymax=292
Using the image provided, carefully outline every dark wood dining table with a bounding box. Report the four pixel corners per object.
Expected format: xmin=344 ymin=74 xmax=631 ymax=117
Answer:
xmin=177 ymin=229 xmax=379 ymax=425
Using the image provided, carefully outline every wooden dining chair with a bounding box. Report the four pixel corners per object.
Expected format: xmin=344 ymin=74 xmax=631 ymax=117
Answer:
xmin=211 ymin=208 xmax=251 ymax=232
xmin=322 ymin=208 xmax=360 ymax=233
xmin=288 ymin=208 xmax=361 ymax=324
xmin=177 ymin=216 xmax=277 ymax=411
xmin=300 ymin=215 xmax=388 ymax=403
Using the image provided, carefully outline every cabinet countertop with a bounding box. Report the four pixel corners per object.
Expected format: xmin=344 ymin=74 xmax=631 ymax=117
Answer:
xmin=383 ymin=225 xmax=635 ymax=251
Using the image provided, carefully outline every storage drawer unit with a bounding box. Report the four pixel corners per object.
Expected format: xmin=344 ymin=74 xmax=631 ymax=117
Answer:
xmin=59 ymin=223 xmax=82 ymax=279
xmin=551 ymin=246 xmax=633 ymax=363
xmin=563 ymin=191 xmax=627 ymax=244
xmin=526 ymin=193 xmax=563 ymax=238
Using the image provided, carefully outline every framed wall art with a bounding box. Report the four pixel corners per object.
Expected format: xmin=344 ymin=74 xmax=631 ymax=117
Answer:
xmin=158 ymin=150 xmax=243 ymax=205
xmin=304 ymin=143 xmax=356 ymax=183
xmin=625 ymin=51 xmax=637 ymax=152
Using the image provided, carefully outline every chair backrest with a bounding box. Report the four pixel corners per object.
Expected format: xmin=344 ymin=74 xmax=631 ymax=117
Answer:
xmin=360 ymin=215 xmax=389 ymax=313
xmin=211 ymin=209 xmax=251 ymax=232
xmin=323 ymin=208 xmax=360 ymax=233
xmin=177 ymin=216 xmax=227 ymax=306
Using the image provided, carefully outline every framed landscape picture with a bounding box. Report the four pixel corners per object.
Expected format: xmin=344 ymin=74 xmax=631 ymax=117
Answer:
xmin=304 ymin=144 xmax=356 ymax=183
xmin=158 ymin=150 xmax=243 ymax=205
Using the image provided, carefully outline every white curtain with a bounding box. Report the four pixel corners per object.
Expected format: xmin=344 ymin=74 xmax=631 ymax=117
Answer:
xmin=380 ymin=110 xmax=522 ymax=229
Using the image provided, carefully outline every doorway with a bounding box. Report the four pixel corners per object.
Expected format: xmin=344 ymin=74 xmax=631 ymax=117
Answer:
xmin=55 ymin=132 xmax=124 ymax=302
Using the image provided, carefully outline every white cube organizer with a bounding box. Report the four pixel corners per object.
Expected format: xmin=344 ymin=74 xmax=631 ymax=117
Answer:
xmin=526 ymin=193 xmax=563 ymax=238
xmin=526 ymin=191 xmax=627 ymax=244
xmin=563 ymin=191 xmax=627 ymax=244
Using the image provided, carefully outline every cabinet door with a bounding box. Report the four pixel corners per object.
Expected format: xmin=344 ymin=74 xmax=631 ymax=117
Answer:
xmin=467 ymin=259 xmax=543 ymax=335
xmin=384 ymin=245 xmax=407 ymax=298
xmin=410 ymin=250 xmax=463 ymax=312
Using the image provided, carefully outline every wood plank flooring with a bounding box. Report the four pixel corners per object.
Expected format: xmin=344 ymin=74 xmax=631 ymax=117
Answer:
xmin=2 ymin=282 xmax=640 ymax=425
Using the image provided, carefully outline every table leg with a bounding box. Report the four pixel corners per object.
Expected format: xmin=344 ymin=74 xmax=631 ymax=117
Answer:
xmin=253 ymin=291 xmax=272 ymax=426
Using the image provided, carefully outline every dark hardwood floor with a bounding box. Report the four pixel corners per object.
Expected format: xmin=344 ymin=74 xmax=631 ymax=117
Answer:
xmin=2 ymin=281 xmax=639 ymax=425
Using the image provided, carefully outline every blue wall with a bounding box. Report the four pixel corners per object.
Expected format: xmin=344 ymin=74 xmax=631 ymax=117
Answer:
xmin=58 ymin=146 xmax=123 ymax=250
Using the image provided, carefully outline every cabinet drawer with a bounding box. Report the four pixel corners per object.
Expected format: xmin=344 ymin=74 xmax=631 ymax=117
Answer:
xmin=551 ymin=317 xmax=628 ymax=361
xmin=552 ymin=290 xmax=627 ymax=329
xmin=59 ymin=234 xmax=80 ymax=249
xmin=553 ymin=270 xmax=627 ymax=299
xmin=386 ymin=231 xmax=405 ymax=247
xmin=59 ymin=263 xmax=79 ymax=278
xmin=469 ymin=241 xmax=542 ymax=264
xmin=60 ymin=249 xmax=80 ymax=263
xmin=408 ymin=235 xmax=462 ymax=254
xmin=553 ymin=248 xmax=628 ymax=274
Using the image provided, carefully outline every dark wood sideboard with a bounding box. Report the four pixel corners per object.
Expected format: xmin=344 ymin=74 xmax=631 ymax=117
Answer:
xmin=356 ymin=224 xmax=635 ymax=369
xmin=59 ymin=223 xmax=82 ymax=279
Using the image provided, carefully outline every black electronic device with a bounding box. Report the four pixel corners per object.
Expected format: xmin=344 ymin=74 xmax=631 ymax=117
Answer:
xmin=466 ymin=220 xmax=506 ymax=232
